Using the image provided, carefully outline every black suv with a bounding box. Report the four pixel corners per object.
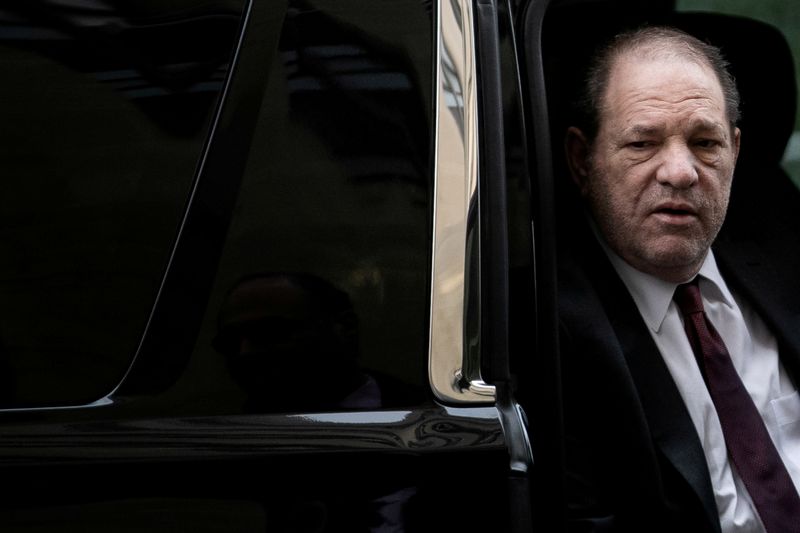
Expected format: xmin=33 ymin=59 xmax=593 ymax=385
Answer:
xmin=0 ymin=0 xmax=797 ymax=531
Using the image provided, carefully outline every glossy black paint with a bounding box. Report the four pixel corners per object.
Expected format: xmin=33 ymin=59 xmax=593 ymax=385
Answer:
xmin=0 ymin=406 xmax=503 ymax=465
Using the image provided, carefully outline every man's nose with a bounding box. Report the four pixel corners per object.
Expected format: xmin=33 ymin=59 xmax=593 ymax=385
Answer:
xmin=655 ymin=143 xmax=699 ymax=189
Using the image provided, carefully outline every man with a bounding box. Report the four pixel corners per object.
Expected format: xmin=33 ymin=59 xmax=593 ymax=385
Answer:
xmin=559 ymin=26 xmax=800 ymax=532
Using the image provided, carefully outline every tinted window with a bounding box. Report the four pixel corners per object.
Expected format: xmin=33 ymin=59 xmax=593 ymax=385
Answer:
xmin=0 ymin=1 xmax=244 ymax=408
xmin=174 ymin=0 xmax=434 ymax=414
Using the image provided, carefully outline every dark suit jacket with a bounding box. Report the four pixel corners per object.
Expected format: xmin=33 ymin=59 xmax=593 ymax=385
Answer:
xmin=558 ymin=216 xmax=800 ymax=533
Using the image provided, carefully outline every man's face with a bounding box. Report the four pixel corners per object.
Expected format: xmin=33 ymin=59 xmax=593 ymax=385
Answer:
xmin=567 ymin=53 xmax=740 ymax=282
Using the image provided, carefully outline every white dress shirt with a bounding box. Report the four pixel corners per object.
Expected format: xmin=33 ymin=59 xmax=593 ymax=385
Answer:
xmin=600 ymin=242 xmax=800 ymax=533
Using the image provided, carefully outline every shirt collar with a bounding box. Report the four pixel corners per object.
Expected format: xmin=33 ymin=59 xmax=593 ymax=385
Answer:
xmin=591 ymin=222 xmax=735 ymax=333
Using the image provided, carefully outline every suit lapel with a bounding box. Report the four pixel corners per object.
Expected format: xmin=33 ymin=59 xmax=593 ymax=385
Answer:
xmin=579 ymin=237 xmax=722 ymax=532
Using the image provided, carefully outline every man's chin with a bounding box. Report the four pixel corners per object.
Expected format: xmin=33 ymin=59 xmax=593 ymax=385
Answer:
xmin=635 ymin=243 xmax=707 ymax=281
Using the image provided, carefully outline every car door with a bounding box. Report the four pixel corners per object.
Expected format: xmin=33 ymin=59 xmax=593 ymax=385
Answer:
xmin=0 ymin=1 xmax=536 ymax=531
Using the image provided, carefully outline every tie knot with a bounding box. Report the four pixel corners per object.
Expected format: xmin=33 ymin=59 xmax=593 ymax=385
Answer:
xmin=674 ymin=278 xmax=704 ymax=316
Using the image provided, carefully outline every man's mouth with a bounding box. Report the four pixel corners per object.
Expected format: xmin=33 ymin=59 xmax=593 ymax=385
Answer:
xmin=651 ymin=203 xmax=698 ymax=224
xmin=658 ymin=207 xmax=692 ymax=215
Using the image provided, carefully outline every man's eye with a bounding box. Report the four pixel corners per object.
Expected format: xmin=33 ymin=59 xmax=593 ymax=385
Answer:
xmin=694 ymin=139 xmax=721 ymax=149
xmin=627 ymin=141 xmax=652 ymax=149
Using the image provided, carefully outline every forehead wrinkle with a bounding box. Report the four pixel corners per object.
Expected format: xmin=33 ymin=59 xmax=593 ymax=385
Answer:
xmin=620 ymin=109 xmax=726 ymax=130
xmin=614 ymin=95 xmax=726 ymax=129
xmin=614 ymin=92 xmax=722 ymax=114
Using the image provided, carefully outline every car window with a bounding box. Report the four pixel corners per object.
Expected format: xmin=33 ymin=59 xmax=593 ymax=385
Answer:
xmin=0 ymin=1 xmax=245 ymax=408
xmin=169 ymin=0 xmax=434 ymax=415
xmin=676 ymin=0 xmax=800 ymax=188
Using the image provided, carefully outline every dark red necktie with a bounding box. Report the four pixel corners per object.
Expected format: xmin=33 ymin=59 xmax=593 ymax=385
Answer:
xmin=674 ymin=278 xmax=800 ymax=532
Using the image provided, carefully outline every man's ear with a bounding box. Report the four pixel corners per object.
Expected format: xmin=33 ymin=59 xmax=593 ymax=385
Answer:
xmin=565 ymin=127 xmax=591 ymax=194
xmin=732 ymin=126 xmax=741 ymax=162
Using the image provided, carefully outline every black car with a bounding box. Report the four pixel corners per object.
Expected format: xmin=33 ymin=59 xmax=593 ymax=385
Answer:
xmin=0 ymin=0 xmax=797 ymax=531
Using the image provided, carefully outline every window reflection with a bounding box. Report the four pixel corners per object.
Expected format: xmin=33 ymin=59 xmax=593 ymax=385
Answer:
xmin=213 ymin=273 xmax=382 ymax=413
